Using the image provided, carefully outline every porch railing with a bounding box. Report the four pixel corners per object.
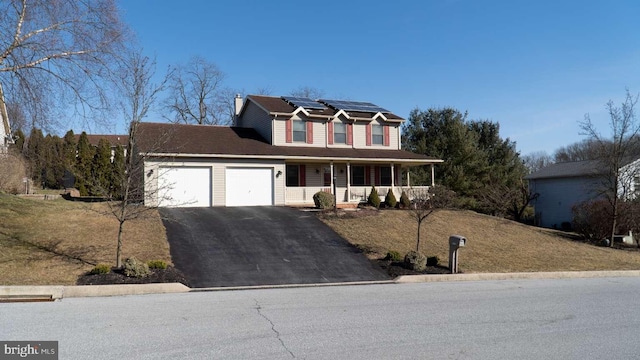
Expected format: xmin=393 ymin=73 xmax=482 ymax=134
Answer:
xmin=285 ymin=185 xmax=431 ymax=205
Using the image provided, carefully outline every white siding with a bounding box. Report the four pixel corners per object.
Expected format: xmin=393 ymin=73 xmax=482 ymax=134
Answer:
xmin=529 ymin=177 xmax=603 ymax=228
xmin=238 ymin=101 xmax=273 ymax=143
xmin=273 ymin=115 xmax=326 ymax=147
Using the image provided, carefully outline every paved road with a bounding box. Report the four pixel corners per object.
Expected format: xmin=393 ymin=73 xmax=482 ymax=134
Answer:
xmin=159 ymin=207 xmax=389 ymax=287
xmin=3 ymin=277 xmax=640 ymax=359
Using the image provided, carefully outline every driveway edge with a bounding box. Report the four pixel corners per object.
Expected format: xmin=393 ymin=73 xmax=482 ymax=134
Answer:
xmin=394 ymin=270 xmax=640 ymax=283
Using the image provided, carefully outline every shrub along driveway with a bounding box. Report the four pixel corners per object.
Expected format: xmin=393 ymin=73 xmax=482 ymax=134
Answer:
xmin=159 ymin=207 xmax=389 ymax=288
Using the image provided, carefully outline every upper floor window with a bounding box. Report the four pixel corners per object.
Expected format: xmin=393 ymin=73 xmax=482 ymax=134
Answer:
xmin=293 ymin=120 xmax=306 ymax=142
xmin=372 ymin=124 xmax=384 ymax=145
xmin=334 ymin=122 xmax=346 ymax=144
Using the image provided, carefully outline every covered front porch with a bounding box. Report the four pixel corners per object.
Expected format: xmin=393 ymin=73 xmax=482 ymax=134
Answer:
xmin=284 ymin=160 xmax=436 ymax=206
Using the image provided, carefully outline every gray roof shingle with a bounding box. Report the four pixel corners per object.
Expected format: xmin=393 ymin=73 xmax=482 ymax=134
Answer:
xmin=524 ymin=160 xmax=606 ymax=180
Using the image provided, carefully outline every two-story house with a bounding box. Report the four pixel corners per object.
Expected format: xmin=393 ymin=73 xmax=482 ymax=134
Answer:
xmin=136 ymin=95 xmax=442 ymax=207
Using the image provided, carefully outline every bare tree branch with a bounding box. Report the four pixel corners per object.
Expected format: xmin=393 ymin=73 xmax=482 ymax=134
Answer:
xmin=0 ymin=0 xmax=129 ymax=131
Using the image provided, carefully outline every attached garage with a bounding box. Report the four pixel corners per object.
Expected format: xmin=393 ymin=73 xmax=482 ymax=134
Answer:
xmin=158 ymin=167 xmax=211 ymax=207
xmin=225 ymin=167 xmax=274 ymax=206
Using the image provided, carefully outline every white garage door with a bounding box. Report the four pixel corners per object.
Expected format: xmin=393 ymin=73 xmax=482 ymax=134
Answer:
xmin=225 ymin=167 xmax=273 ymax=206
xmin=158 ymin=167 xmax=211 ymax=207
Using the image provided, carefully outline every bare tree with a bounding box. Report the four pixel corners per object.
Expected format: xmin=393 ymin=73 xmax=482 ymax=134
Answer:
xmin=580 ymin=89 xmax=640 ymax=247
xmin=289 ymin=86 xmax=325 ymax=99
xmin=478 ymin=178 xmax=538 ymax=221
xmin=0 ymin=0 xmax=128 ymax=131
xmin=409 ymin=185 xmax=456 ymax=252
xmin=522 ymin=151 xmax=554 ymax=173
xmin=108 ymin=50 xmax=170 ymax=268
xmin=164 ymin=56 xmax=231 ymax=125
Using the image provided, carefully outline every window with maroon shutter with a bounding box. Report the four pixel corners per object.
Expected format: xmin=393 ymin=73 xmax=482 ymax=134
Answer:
xmin=328 ymin=122 xmax=334 ymax=144
xmin=299 ymin=164 xmax=306 ymax=186
xmin=346 ymin=123 xmax=353 ymax=145
xmin=286 ymin=164 xmax=298 ymax=186
xmin=306 ymin=122 xmax=313 ymax=144
xmin=292 ymin=120 xmax=306 ymax=142
xmin=285 ymin=119 xmax=292 ymax=143
xmin=380 ymin=166 xmax=392 ymax=185
xmin=383 ymin=125 xmax=390 ymax=146
xmin=333 ymin=122 xmax=346 ymax=144
xmin=372 ymin=124 xmax=384 ymax=145
xmin=351 ymin=166 xmax=365 ymax=186
xmin=365 ymin=123 xmax=372 ymax=146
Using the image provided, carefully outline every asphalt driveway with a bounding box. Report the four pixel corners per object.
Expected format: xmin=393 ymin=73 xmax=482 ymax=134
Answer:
xmin=159 ymin=207 xmax=390 ymax=288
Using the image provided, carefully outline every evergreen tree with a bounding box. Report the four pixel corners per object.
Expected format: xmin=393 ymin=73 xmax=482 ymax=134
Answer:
xmin=41 ymin=135 xmax=65 ymax=189
xmin=110 ymin=144 xmax=125 ymax=199
xmin=402 ymin=108 xmax=487 ymax=196
xmin=25 ymin=128 xmax=45 ymax=186
xmin=75 ymin=132 xmax=95 ymax=196
xmin=62 ymin=130 xmax=76 ymax=168
xmin=92 ymin=138 xmax=112 ymax=195
xmin=403 ymin=107 xmax=529 ymax=217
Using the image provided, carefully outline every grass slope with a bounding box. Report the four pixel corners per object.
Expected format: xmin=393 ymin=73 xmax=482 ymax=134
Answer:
xmin=0 ymin=195 xmax=170 ymax=285
xmin=320 ymin=209 xmax=640 ymax=273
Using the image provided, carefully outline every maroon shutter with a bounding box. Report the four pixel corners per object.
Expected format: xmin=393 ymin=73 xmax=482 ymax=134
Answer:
xmin=366 ymin=123 xmax=372 ymax=146
xmin=346 ymin=123 xmax=353 ymax=145
xmin=328 ymin=122 xmax=334 ymax=145
xmin=374 ymin=166 xmax=380 ymax=186
xmin=306 ymin=121 xmax=313 ymax=144
xmin=365 ymin=166 xmax=371 ymax=186
xmin=285 ymin=119 xmax=292 ymax=143
xmin=395 ymin=165 xmax=401 ymax=185
xmin=299 ymin=165 xmax=306 ymax=186
xmin=383 ymin=125 xmax=390 ymax=146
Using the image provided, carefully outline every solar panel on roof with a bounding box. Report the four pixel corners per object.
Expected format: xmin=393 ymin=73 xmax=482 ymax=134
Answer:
xmin=281 ymin=96 xmax=327 ymax=110
xmin=320 ymin=99 xmax=390 ymax=113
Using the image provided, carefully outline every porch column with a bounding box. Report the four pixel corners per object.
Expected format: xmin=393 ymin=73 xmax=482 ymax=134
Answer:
xmin=346 ymin=162 xmax=351 ymax=203
xmin=407 ymin=170 xmax=411 ymax=187
xmin=390 ymin=162 xmax=395 ymax=189
xmin=330 ymin=161 xmax=334 ymax=194
xmin=430 ymin=164 xmax=435 ymax=186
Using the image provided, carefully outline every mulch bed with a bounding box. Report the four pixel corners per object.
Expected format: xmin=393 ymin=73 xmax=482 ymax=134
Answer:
xmin=76 ymin=266 xmax=190 ymax=287
xmin=375 ymin=259 xmax=454 ymax=277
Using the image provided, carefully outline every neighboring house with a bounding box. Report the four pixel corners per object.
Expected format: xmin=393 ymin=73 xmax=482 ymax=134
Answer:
xmin=74 ymin=134 xmax=129 ymax=162
xmin=525 ymin=158 xmax=640 ymax=228
xmin=136 ymin=95 xmax=443 ymax=207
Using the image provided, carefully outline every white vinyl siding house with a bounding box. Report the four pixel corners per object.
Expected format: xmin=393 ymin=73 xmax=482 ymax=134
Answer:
xmin=138 ymin=95 xmax=442 ymax=208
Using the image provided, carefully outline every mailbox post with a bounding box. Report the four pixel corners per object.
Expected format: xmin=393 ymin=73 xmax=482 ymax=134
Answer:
xmin=448 ymin=235 xmax=466 ymax=274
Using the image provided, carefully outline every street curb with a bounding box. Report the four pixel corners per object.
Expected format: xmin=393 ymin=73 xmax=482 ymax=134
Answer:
xmin=0 ymin=283 xmax=190 ymax=301
xmin=394 ymin=270 xmax=640 ymax=283
xmin=3 ymin=271 xmax=640 ymax=300
xmin=190 ymin=280 xmax=396 ymax=292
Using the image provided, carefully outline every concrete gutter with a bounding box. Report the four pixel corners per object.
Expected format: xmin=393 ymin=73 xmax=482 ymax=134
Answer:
xmin=3 ymin=271 xmax=640 ymax=300
xmin=394 ymin=270 xmax=640 ymax=283
xmin=0 ymin=283 xmax=190 ymax=301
